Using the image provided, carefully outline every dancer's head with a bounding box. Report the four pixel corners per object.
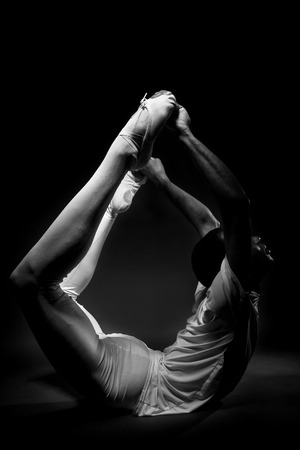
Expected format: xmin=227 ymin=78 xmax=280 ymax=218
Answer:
xmin=249 ymin=235 xmax=274 ymax=287
xmin=191 ymin=228 xmax=274 ymax=288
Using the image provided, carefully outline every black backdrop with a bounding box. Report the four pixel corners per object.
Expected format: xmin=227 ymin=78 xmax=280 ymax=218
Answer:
xmin=3 ymin=13 xmax=297 ymax=364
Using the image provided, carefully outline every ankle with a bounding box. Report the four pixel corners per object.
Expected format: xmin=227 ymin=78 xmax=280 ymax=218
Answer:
xmin=111 ymin=136 xmax=138 ymax=167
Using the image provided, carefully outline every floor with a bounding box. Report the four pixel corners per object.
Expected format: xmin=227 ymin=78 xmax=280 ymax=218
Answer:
xmin=1 ymin=329 xmax=299 ymax=447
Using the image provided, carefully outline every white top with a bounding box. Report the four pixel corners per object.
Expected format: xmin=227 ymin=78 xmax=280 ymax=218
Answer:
xmin=133 ymin=257 xmax=259 ymax=416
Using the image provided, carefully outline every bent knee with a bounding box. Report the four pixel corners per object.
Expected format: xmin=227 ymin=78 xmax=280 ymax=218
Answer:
xmin=9 ymin=261 xmax=39 ymax=296
xmin=10 ymin=261 xmax=69 ymax=307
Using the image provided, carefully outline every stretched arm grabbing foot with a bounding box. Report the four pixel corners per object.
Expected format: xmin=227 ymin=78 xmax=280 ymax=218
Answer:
xmin=142 ymin=157 xmax=219 ymax=239
xmin=167 ymin=104 xmax=274 ymax=291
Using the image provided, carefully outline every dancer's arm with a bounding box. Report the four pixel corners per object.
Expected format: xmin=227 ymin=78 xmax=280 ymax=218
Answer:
xmin=169 ymin=106 xmax=252 ymax=290
xmin=142 ymin=157 xmax=219 ymax=239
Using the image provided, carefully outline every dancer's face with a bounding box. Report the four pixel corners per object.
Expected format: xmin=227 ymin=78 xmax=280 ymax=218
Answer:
xmin=250 ymin=236 xmax=274 ymax=281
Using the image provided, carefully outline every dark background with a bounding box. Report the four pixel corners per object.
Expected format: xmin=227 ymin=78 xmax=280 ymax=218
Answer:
xmin=3 ymin=19 xmax=296 ymax=353
xmin=2 ymin=6 xmax=298 ymax=445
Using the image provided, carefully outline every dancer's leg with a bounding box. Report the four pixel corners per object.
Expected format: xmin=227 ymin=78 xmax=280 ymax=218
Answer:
xmin=60 ymin=170 xmax=147 ymax=301
xmin=60 ymin=214 xmax=116 ymax=302
xmin=10 ymin=139 xmax=136 ymax=398
xmin=12 ymin=91 xmax=176 ymax=286
xmin=10 ymin=91 xmax=177 ymax=401
xmin=14 ymin=140 xmax=134 ymax=286
xmin=59 ymin=172 xmax=147 ymax=335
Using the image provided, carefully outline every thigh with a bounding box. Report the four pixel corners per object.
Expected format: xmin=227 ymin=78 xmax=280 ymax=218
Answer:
xmin=17 ymin=284 xmax=107 ymax=398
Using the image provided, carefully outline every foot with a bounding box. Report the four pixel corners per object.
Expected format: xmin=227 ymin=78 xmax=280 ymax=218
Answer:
xmin=119 ymin=90 xmax=178 ymax=170
xmin=106 ymin=171 xmax=147 ymax=218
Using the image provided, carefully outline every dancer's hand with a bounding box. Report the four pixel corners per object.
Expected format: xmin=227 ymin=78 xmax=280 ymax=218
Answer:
xmin=166 ymin=105 xmax=191 ymax=136
xmin=141 ymin=157 xmax=169 ymax=187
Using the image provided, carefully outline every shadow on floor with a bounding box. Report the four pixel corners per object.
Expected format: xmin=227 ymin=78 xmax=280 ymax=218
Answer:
xmin=1 ymin=349 xmax=300 ymax=447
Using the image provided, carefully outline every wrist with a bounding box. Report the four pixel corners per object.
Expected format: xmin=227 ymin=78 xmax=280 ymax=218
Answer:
xmin=152 ymin=174 xmax=170 ymax=190
xmin=178 ymin=127 xmax=192 ymax=139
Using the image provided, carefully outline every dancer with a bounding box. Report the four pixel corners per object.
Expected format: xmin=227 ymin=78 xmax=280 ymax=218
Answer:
xmin=9 ymin=92 xmax=274 ymax=416
xmin=9 ymin=90 xmax=177 ymax=410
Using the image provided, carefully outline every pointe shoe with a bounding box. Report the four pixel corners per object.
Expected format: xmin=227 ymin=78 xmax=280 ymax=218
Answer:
xmin=107 ymin=170 xmax=147 ymax=218
xmin=119 ymin=90 xmax=178 ymax=170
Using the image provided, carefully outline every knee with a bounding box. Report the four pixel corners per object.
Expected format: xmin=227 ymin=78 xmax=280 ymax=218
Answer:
xmin=9 ymin=261 xmax=38 ymax=296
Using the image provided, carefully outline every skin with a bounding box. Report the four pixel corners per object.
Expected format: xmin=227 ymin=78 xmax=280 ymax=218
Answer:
xmin=142 ymin=157 xmax=219 ymax=239
xmin=144 ymin=105 xmax=274 ymax=292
